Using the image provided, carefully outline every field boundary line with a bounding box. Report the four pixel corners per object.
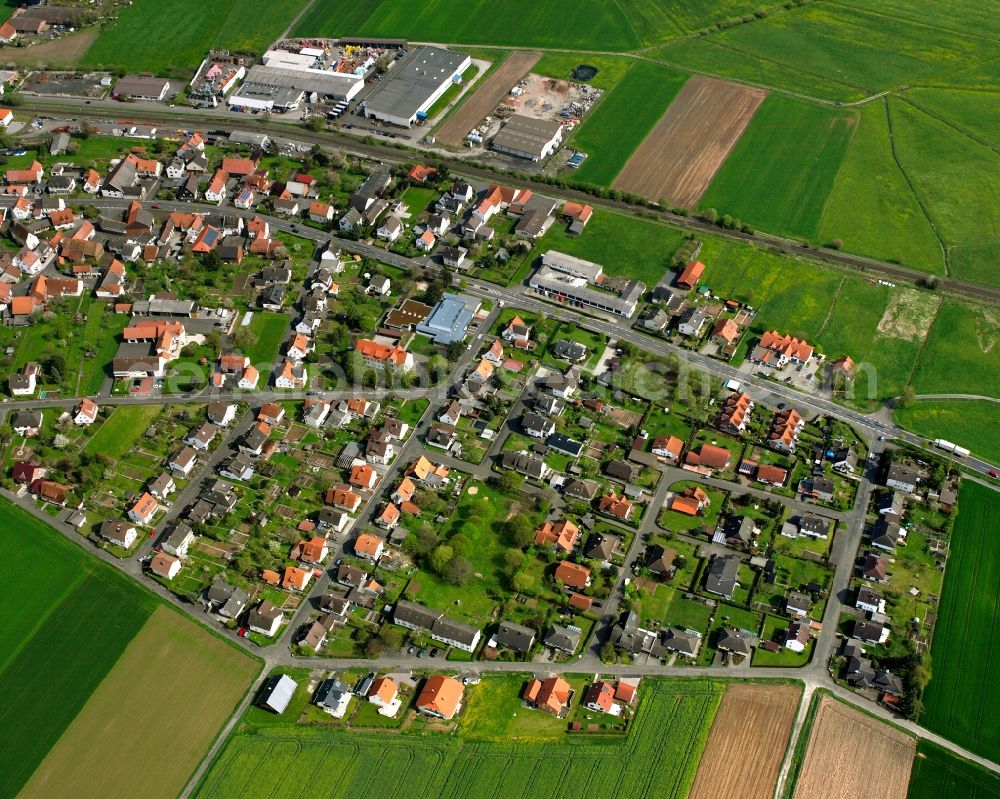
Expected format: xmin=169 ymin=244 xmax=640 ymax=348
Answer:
xmin=827 ymin=0 xmax=1000 ymax=47
xmin=897 ymin=95 xmax=1000 ymax=157
xmin=815 ymin=104 xmax=863 ymax=233
xmin=883 ymin=98 xmax=950 ymax=275
xmin=279 ymin=0 xmax=317 ymax=41
xmin=815 ymin=276 xmax=847 ymax=339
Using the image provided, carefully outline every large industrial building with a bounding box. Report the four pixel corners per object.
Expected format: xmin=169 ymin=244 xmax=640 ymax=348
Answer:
xmin=529 ymin=251 xmax=645 ymax=317
xmin=228 ymin=47 xmax=366 ymax=111
xmin=361 ymin=46 xmax=470 ymax=127
xmin=491 ymin=115 xmax=564 ymax=161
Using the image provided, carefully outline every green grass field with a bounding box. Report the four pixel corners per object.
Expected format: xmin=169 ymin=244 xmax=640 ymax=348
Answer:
xmin=904 ymin=88 xmax=999 ymax=149
xmin=572 ymin=62 xmax=689 ymax=186
xmin=293 ymin=0 xmax=643 ymax=50
xmin=293 ymin=0 xmax=784 ymax=49
xmin=698 ymin=95 xmax=857 ymax=239
xmin=194 ymin=678 xmax=722 ymax=799
xmin=921 ymin=482 xmax=1000 ymax=763
xmin=911 ymin=300 xmax=1000 ymax=398
xmin=679 ymin=3 xmax=984 ymax=101
xmin=534 ymin=209 xmax=685 ymax=286
xmin=908 ymin=740 xmax=1000 ymax=799
xmin=894 ymin=400 xmax=1000 ymax=465
xmin=532 ymin=53 xmax=634 ymax=91
xmin=83 ymin=0 xmax=312 ymax=74
xmin=818 ymin=101 xmax=943 ymax=273
xmin=82 ymin=405 xmax=161 ymax=460
xmin=888 ymin=99 xmax=1000 ymax=287
xmin=0 ymin=499 xmax=155 ymax=798
xmin=246 ymin=312 xmax=291 ymax=367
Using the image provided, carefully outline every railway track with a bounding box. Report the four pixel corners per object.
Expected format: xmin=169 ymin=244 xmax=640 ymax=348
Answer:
xmin=17 ymin=99 xmax=1000 ymax=305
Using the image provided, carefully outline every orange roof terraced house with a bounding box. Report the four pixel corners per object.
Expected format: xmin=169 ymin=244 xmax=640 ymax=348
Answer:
xmin=282 ymin=565 xmax=311 ymax=591
xmin=417 ymin=675 xmax=464 ymax=720
xmin=524 ymin=676 xmax=572 ymax=716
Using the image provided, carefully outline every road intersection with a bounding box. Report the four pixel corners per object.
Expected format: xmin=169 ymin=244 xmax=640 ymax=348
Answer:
xmin=2 ymin=193 xmax=998 ymax=789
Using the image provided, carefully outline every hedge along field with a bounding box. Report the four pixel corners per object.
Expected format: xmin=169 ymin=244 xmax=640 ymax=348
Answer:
xmin=921 ymin=482 xmax=1000 ymax=764
xmin=697 ymin=95 xmax=856 ymax=239
xmin=888 ymin=98 xmax=1000 ymax=287
xmin=818 ymin=101 xmax=943 ymax=274
xmin=908 ymin=739 xmax=1000 ymax=799
xmin=0 ymin=501 xmax=156 ymax=798
xmin=572 ymin=62 xmax=690 ymax=186
xmin=82 ymin=0 xmax=313 ymax=74
xmin=195 ymin=679 xmax=723 ymax=799
xmin=893 ymin=400 xmax=1000 ymax=466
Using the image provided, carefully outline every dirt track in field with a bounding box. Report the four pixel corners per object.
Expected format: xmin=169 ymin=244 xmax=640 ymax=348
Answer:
xmin=18 ymin=606 xmax=258 ymax=799
xmin=689 ymin=683 xmax=801 ymax=799
xmin=436 ymin=50 xmax=541 ymax=145
xmin=612 ymin=75 xmax=766 ymax=207
xmin=794 ymin=696 xmax=915 ymax=799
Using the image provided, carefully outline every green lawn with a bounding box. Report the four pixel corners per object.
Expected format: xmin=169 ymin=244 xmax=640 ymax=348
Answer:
xmin=0 ymin=499 xmax=156 ymax=798
xmin=405 ymin=481 xmax=545 ymax=626
xmin=533 ymin=208 xmax=686 ymax=286
xmin=572 ymin=61 xmax=689 ymax=186
xmin=819 ymin=101 xmax=945 ymax=273
xmin=908 ymin=739 xmax=1000 ymax=799
xmin=459 ymin=673 xmax=578 ymax=741
xmin=195 ymin=678 xmax=723 ymax=799
xmin=246 ymin=312 xmax=291 ymax=368
xmin=698 ymin=95 xmax=857 ymax=239
xmin=82 ymin=405 xmax=161 ymax=460
xmin=922 ymin=483 xmax=1000 ymax=763
xmin=894 ymin=400 xmax=1000 ymax=465
xmin=83 ymin=0 xmax=313 ymax=74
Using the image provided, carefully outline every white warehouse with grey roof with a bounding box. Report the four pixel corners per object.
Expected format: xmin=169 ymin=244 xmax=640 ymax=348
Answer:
xmin=361 ymin=46 xmax=470 ymax=127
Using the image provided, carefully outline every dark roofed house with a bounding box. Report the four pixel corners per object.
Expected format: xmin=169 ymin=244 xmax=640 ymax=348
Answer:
xmin=886 ymin=461 xmax=919 ymax=493
xmin=646 ymin=544 xmax=677 ymax=579
xmin=662 ymin=627 xmax=701 ymax=658
xmin=493 ymin=620 xmax=535 ymax=653
xmin=544 ymin=624 xmax=582 ymax=653
xmin=705 ymin=554 xmax=740 ymax=599
xmin=717 ymin=627 xmax=757 ymax=657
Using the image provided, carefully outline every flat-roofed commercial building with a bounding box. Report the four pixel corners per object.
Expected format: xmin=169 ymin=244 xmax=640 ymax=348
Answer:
xmin=492 ymin=114 xmax=564 ymax=161
xmin=529 ymin=266 xmax=644 ymax=318
xmin=362 ymin=46 xmax=470 ymax=127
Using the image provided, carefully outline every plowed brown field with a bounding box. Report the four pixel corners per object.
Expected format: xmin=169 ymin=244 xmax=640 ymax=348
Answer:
xmin=689 ymin=683 xmax=801 ymax=799
xmin=612 ymin=75 xmax=766 ymax=207
xmin=436 ymin=51 xmax=541 ymax=145
xmin=794 ymin=696 xmax=915 ymax=799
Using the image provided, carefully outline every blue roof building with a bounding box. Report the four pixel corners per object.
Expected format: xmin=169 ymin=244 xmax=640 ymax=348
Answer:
xmin=416 ymin=292 xmax=480 ymax=344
